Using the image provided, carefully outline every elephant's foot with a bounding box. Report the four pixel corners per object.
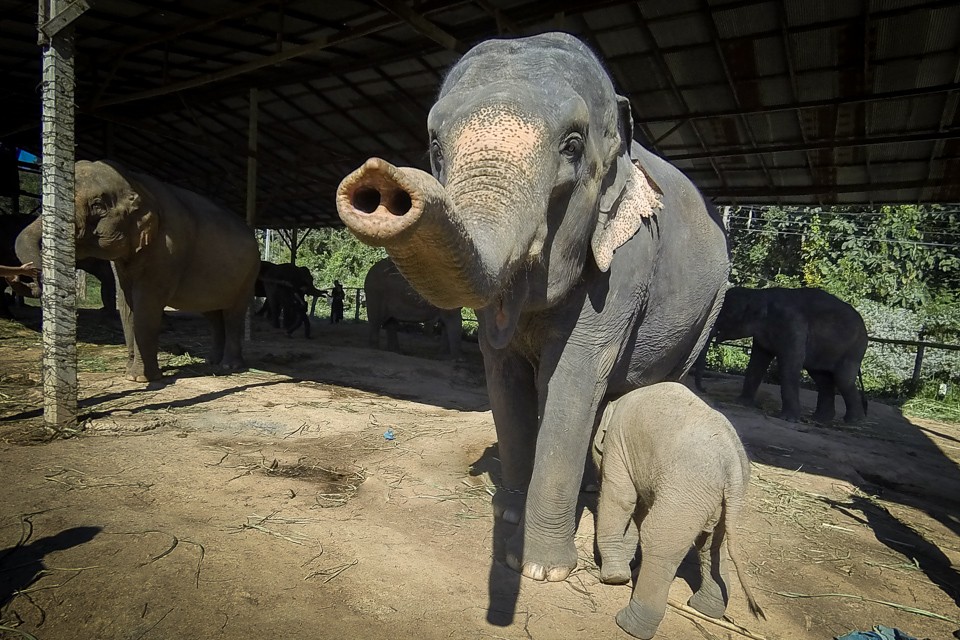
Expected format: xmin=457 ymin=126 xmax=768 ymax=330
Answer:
xmin=599 ymin=560 xmax=631 ymax=585
xmin=492 ymin=487 xmax=526 ymax=525
xmin=615 ymin=599 xmax=664 ymax=640
xmin=126 ymin=364 xmax=161 ymax=383
xmin=219 ymin=356 xmax=245 ymax=371
xmin=504 ymin=526 xmax=578 ymax=582
xmin=688 ymin=586 xmax=727 ymax=619
xmin=810 ymin=410 xmax=835 ymax=425
xmin=735 ymin=394 xmax=756 ymax=407
xmin=777 ymin=411 xmax=800 ymax=423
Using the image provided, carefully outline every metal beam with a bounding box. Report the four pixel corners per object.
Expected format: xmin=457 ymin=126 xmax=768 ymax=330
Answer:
xmin=374 ymin=0 xmax=466 ymax=53
xmin=93 ymin=13 xmax=402 ymax=108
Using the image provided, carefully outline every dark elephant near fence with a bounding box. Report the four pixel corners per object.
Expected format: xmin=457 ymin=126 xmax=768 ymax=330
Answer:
xmin=337 ymin=32 xmax=729 ymax=581
xmin=14 ymin=216 xmax=118 ymax=315
xmin=706 ymin=286 xmax=868 ymax=423
xmin=256 ymin=261 xmax=325 ymax=337
xmin=364 ymin=257 xmax=463 ymax=357
xmin=72 ymin=160 xmax=260 ymax=382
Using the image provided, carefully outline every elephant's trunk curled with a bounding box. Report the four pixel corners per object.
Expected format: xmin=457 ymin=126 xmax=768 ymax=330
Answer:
xmin=337 ymin=158 xmax=491 ymax=310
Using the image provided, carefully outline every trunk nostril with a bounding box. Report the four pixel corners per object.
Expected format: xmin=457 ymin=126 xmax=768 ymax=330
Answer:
xmin=352 ymin=187 xmax=381 ymax=214
xmin=388 ymin=191 xmax=412 ymax=216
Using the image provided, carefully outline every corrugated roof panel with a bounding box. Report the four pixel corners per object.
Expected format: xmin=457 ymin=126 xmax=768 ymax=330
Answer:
xmin=795 ymin=70 xmax=838 ymax=102
xmin=750 ymin=36 xmax=787 ymax=77
xmin=581 ymin=4 xmax=638 ymax=31
xmin=790 ymin=29 xmax=836 ymax=71
xmin=638 ymin=0 xmax=701 ymax=21
xmin=596 ymin=27 xmax=651 ymax=59
xmin=663 ymin=48 xmax=727 ymax=88
xmin=784 ymin=1 xmax=861 ymax=27
xmin=711 ymin=3 xmax=779 ymax=38
xmin=609 ymin=56 xmax=665 ymax=94
xmin=647 ymin=14 xmax=712 ymax=48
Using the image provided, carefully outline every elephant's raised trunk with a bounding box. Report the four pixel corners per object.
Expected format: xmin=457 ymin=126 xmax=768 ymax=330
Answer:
xmin=337 ymin=157 xmax=492 ymax=310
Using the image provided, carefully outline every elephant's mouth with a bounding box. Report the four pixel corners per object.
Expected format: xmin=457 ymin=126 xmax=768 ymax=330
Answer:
xmin=477 ymin=270 xmax=529 ymax=350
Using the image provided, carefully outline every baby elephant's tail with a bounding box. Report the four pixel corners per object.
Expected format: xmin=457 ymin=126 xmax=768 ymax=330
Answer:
xmin=722 ymin=490 xmax=766 ymax=620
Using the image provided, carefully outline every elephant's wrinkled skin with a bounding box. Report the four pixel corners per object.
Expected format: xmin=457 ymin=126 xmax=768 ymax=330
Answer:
xmin=73 ymin=160 xmax=260 ymax=382
xmin=14 ymin=216 xmax=118 ymax=315
xmin=593 ymin=383 xmax=764 ymax=639
xmin=337 ymin=33 xmax=729 ymax=581
xmin=708 ymin=287 xmax=868 ymax=423
xmin=364 ymin=257 xmax=463 ymax=357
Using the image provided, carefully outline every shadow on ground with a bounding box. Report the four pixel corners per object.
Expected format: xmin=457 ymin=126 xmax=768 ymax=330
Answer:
xmin=697 ymin=372 xmax=960 ymax=610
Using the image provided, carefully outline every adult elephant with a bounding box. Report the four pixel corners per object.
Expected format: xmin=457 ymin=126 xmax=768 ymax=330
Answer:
xmin=256 ymin=261 xmax=324 ymax=330
xmin=14 ymin=216 xmax=118 ymax=315
xmin=72 ymin=160 xmax=259 ymax=382
xmin=708 ymin=286 xmax=868 ymax=423
xmin=337 ymin=33 xmax=729 ymax=582
xmin=364 ymin=257 xmax=463 ymax=357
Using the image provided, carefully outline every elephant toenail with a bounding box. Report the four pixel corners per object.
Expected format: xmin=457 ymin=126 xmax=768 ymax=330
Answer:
xmin=546 ymin=566 xmax=571 ymax=582
xmin=521 ymin=563 xmax=546 ymax=581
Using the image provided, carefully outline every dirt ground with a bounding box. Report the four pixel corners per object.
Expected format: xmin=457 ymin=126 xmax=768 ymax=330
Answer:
xmin=1 ymin=307 xmax=958 ymax=640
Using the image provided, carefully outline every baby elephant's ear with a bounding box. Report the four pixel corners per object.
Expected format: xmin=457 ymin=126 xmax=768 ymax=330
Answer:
xmin=592 ymin=158 xmax=663 ymax=272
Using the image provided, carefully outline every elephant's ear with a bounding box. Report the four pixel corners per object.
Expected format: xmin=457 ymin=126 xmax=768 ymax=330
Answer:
xmin=125 ymin=188 xmax=158 ymax=254
xmin=592 ymin=95 xmax=664 ymax=272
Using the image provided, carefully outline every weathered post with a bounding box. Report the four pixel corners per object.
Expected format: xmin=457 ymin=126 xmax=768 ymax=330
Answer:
xmin=245 ymin=87 xmax=258 ymax=341
xmin=911 ymin=329 xmax=926 ymax=394
xmin=354 ymin=288 xmax=361 ymax=321
xmin=38 ymin=0 xmax=87 ymax=429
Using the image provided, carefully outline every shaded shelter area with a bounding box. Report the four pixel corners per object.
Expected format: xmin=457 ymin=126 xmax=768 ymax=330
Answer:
xmin=1 ymin=0 xmax=959 ymax=230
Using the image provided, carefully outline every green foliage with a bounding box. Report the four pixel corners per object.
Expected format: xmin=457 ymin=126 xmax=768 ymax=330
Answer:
xmin=728 ymin=204 xmax=959 ymax=312
xmin=262 ymin=228 xmax=385 ymax=290
xmin=705 ymin=342 xmax=751 ymax=373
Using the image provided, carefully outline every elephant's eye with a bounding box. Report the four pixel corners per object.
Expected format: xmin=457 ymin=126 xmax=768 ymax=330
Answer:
xmin=429 ymin=138 xmax=444 ymax=175
xmin=560 ymin=133 xmax=584 ymax=162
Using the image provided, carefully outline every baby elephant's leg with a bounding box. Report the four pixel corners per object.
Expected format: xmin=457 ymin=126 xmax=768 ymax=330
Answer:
xmin=688 ymin=514 xmax=731 ymax=618
xmin=616 ymin=498 xmax=699 ymax=639
xmin=596 ymin=452 xmax=638 ymax=585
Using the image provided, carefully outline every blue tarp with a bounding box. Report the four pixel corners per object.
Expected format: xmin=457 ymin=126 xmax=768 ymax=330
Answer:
xmin=835 ymin=626 xmax=918 ymax=640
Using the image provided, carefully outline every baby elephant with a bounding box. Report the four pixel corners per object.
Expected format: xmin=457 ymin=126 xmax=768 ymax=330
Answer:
xmin=593 ymin=382 xmax=764 ymax=639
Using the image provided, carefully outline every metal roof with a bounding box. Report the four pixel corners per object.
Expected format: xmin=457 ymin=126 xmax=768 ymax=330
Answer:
xmin=2 ymin=0 xmax=959 ymax=227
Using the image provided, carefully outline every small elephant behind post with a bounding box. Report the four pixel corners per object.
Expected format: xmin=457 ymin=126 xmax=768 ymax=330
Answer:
xmin=593 ymin=382 xmax=764 ymax=639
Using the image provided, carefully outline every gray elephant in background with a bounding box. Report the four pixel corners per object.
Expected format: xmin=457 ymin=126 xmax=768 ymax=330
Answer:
xmin=705 ymin=287 xmax=868 ymax=423
xmin=14 ymin=215 xmax=118 ymax=315
xmin=338 ymin=32 xmax=729 ymax=581
xmin=256 ymin=260 xmax=325 ymax=337
xmin=364 ymin=257 xmax=462 ymax=357
xmin=72 ymin=160 xmax=260 ymax=382
xmin=593 ymin=382 xmax=764 ymax=639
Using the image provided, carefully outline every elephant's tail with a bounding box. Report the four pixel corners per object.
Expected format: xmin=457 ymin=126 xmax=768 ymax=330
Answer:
xmin=721 ymin=484 xmax=766 ymax=620
xmin=857 ymin=368 xmax=869 ymax=416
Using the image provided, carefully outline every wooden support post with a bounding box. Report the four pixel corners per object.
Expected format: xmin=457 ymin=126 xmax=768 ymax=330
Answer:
xmin=244 ymin=87 xmax=258 ymax=341
xmin=38 ymin=0 xmax=86 ymax=429
xmin=354 ymin=288 xmax=361 ymax=321
xmin=911 ymin=329 xmax=926 ymax=394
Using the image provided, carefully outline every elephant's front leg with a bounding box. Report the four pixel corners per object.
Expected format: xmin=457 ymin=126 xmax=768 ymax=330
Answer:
xmin=123 ymin=288 xmax=165 ymax=382
xmin=595 ymin=447 xmax=638 ymax=585
xmin=504 ymin=347 xmax=609 ymax=582
xmin=740 ymin=345 xmax=774 ymax=405
xmin=482 ymin=343 xmax=538 ymax=526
